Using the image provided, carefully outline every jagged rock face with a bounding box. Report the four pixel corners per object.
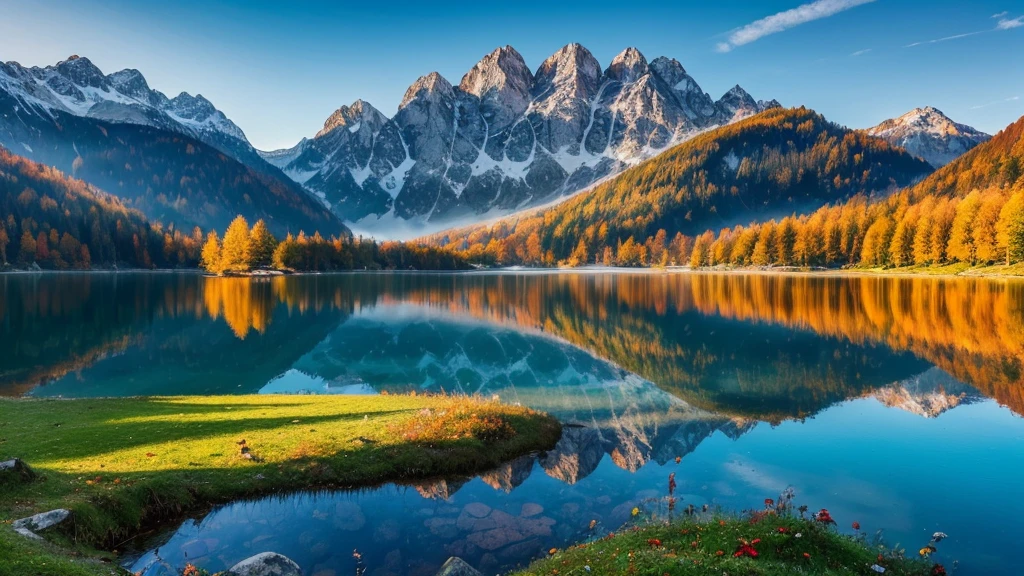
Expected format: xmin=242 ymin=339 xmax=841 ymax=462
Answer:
xmin=866 ymin=106 xmax=990 ymax=168
xmin=0 ymin=55 xmax=253 ymax=162
xmin=262 ymin=44 xmax=776 ymax=236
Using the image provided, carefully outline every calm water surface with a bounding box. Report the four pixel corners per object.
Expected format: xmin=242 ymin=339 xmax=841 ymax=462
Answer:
xmin=2 ymin=272 xmax=1023 ymax=575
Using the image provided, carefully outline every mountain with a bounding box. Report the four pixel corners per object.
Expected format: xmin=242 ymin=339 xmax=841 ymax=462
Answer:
xmin=0 ymin=145 xmax=194 ymax=269
xmin=0 ymin=56 xmax=346 ymax=237
xmin=262 ymin=44 xmax=779 ymax=236
xmin=866 ymin=107 xmax=990 ymax=168
xmin=421 ymin=107 xmax=933 ymax=265
xmin=669 ymin=113 xmax=1024 ymax=270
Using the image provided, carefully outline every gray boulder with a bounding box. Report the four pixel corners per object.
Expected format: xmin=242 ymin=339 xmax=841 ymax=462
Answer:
xmin=12 ymin=509 xmax=71 ymax=540
xmin=0 ymin=458 xmax=36 ymax=483
xmin=223 ymin=552 xmax=302 ymax=576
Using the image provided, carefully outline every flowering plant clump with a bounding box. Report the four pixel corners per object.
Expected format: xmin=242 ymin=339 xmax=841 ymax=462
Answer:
xmin=815 ymin=508 xmax=836 ymax=525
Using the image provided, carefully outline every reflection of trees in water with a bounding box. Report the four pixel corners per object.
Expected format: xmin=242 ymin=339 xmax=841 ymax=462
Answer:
xmin=4 ymin=273 xmax=1021 ymax=415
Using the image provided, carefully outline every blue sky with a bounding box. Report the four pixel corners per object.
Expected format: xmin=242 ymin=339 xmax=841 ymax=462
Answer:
xmin=2 ymin=0 xmax=1022 ymax=150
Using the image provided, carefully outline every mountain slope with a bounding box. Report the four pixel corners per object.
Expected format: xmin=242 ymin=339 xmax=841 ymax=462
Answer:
xmin=673 ymin=113 xmax=1024 ymax=270
xmin=866 ymin=107 xmax=990 ymax=168
xmin=0 ymin=146 xmax=194 ymax=268
xmin=422 ymin=107 xmax=933 ymax=264
xmin=263 ymin=44 xmax=779 ymax=236
xmin=0 ymin=56 xmax=346 ymax=237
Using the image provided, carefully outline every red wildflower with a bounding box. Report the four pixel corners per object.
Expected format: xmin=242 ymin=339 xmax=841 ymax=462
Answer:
xmin=715 ymin=550 xmax=724 ymax=556
xmin=852 ymin=521 xmax=861 ymax=530
xmin=803 ymin=552 xmax=811 ymax=559
xmin=647 ymin=539 xmax=662 ymax=548
xmin=931 ymin=565 xmax=947 ymax=576
xmin=733 ymin=539 xmax=760 ymax=558
xmin=778 ymin=527 xmax=789 ymax=533
xmin=668 ymin=473 xmax=677 ymax=495
xmin=751 ymin=539 xmax=761 ymax=545
xmin=815 ymin=509 xmax=835 ymax=524
xmin=764 ymin=498 xmax=774 ymax=508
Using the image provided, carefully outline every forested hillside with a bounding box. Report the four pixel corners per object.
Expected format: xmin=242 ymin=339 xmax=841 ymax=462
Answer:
xmin=421 ymin=107 xmax=932 ymax=266
xmin=681 ymin=114 xmax=1024 ymax=269
xmin=0 ymin=146 xmax=199 ymax=269
xmin=0 ymin=84 xmax=346 ymax=238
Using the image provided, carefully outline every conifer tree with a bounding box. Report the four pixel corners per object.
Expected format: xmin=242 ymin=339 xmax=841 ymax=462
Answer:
xmin=247 ymin=219 xmax=278 ymax=269
xmin=201 ymin=231 xmax=223 ymax=274
xmin=220 ymin=215 xmax=252 ymax=273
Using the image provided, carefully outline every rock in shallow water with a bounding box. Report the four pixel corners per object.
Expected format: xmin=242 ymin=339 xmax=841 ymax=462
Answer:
xmin=435 ymin=557 xmax=482 ymax=576
xmin=223 ymin=552 xmax=302 ymax=576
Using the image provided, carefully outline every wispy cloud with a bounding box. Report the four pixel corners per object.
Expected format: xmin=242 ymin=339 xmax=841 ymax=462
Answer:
xmin=715 ymin=0 xmax=876 ymax=53
xmin=971 ymin=96 xmax=1020 ymax=110
xmin=851 ymin=48 xmax=872 ymax=56
xmin=905 ymin=31 xmax=986 ymax=47
xmin=907 ymin=13 xmax=1024 ymax=47
xmin=996 ymin=16 xmax=1024 ymax=29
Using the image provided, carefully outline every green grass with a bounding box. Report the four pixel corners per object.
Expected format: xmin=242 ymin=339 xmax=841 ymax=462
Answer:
xmin=0 ymin=394 xmax=561 ymax=576
xmin=515 ymin=514 xmax=939 ymax=576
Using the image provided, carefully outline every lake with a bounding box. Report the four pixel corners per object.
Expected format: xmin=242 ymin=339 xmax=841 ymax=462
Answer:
xmin=2 ymin=271 xmax=1023 ymax=575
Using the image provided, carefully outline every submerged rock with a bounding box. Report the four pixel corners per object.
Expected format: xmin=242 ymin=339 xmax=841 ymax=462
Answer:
xmin=224 ymin=552 xmax=302 ymax=576
xmin=435 ymin=557 xmax=482 ymax=576
xmin=12 ymin=509 xmax=71 ymax=540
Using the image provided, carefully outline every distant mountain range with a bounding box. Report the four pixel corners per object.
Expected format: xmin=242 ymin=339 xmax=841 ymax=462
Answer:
xmin=0 ymin=56 xmax=345 ymax=236
xmin=866 ymin=106 xmax=990 ymax=168
xmin=0 ymin=49 xmax=999 ymax=242
xmin=260 ymin=44 xmax=780 ymax=235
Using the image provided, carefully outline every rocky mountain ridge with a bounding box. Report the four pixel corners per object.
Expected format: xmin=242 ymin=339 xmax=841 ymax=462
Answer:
xmin=866 ymin=106 xmax=990 ymax=168
xmin=261 ymin=44 xmax=781 ymax=237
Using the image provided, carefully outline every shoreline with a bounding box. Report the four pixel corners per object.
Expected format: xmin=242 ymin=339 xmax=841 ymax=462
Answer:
xmin=0 ymin=395 xmax=561 ymax=576
xmin=3 ymin=262 xmax=1022 ymax=279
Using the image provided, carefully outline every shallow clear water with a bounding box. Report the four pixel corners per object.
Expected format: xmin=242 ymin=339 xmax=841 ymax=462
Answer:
xmin=3 ymin=272 xmax=1023 ymax=575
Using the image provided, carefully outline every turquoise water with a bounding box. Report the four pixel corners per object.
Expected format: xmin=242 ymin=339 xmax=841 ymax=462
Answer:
xmin=2 ymin=272 xmax=1022 ymax=574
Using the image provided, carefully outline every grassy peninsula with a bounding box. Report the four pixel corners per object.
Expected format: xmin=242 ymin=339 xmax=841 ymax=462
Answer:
xmin=0 ymin=394 xmax=561 ymax=576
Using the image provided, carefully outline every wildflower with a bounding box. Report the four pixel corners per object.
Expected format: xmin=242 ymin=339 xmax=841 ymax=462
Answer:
xmin=182 ymin=565 xmax=202 ymax=576
xmin=931 ymin=565 xmax=947 ymax=576
xmin=675 ymin=456 xmax=681 ymax=464
xmin=852 ymin=521 xmax=861 ymax=530
xmin=764 ymin=498 xmax=774 ymax=508
xmin=733 ymin=539 xmax=759 ymax=558
xmin=690 ymin=540 xmax=698 ymax=548
xmin=589 ymin=519 xmax=597 ymax=530
xmin=919 ymin=545 xmax=937 ymax=557
xmin=871 ymin=565 xmax=887 ymax=573
xmin=932 ymin=532 xmax=948 ymax=542
xmin=815 ymin=509 xmax=835 ymax=524
xmin=778 ymin=527 xmax=789 ymax=534
xmin=631 ymin=507 xmax=640 ymax=517
xmin=803 ymin=552 xmax=811 ymax=559
xmin=716 ymin=550 xmax=724 ymax=556
xmin=668 ymin=473 xmax=677 ymax=495
xmin=719 ymin=520 xmax=726 ymax=526
xmin=549 ymin=548 xmax=558 ymax=555
xmin=795 ymin=533 xmax=803 ymax=538
xmin=647 ymin=538 xmax=662 ymax=548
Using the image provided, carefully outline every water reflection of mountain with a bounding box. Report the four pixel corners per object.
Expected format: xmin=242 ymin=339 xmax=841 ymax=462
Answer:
xmin=5 ymin=272 xmax=1020 ymax=419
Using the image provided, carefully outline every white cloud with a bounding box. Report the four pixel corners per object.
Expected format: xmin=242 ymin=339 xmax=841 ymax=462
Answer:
xmin=996 ymin=16 xmax=1024 ymax=29
xmin=851 ymin=48 xmax=872 ymax=56
xmin=971 ymin=96 xmax=1020 ymax=110
xmin=715 ymin=0 xmax=877 ymax=53
xmin=992 ymin=11 xmax=1008 ymax=18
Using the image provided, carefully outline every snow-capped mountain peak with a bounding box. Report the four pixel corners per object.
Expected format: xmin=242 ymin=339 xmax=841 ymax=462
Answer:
xmin=0 ymin=55 xmax=252 ymax=159
xmin=866 ymin=106 xmax=990 ymax=168
xmin=257 ymin=43 xmax=777 ymax=239
xmin=605 ymin=47 xmax=649 ymax=84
